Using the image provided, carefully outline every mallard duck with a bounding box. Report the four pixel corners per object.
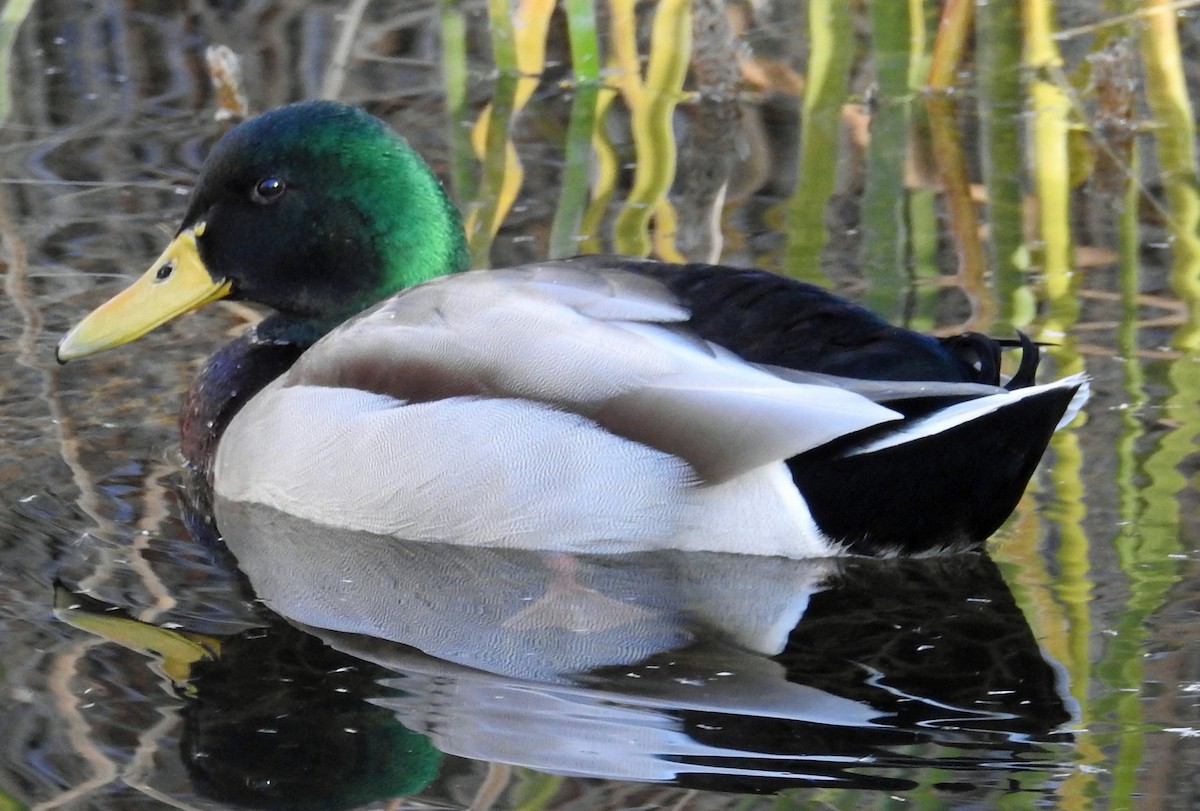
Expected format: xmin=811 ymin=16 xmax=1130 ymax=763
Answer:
xmin=58 ymin=101 xmax=1087 ymax=557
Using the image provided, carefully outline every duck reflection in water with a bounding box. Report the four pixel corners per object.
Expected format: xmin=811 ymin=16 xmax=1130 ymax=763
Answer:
xmin=59 ymin=505 xmax=1078 ymax=807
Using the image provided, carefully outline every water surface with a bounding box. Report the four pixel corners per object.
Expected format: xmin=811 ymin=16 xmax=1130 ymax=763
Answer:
xmin=1 ymin=2 xmax=1199 ymax=809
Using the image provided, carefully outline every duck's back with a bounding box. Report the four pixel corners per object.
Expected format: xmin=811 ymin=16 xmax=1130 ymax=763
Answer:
xmin=610 ymin=258 xmax=1001 ymax=385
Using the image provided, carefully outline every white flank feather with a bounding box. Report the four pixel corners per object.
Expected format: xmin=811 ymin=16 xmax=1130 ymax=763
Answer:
xmin=844 ymin=373 xmax=1089 ymax=457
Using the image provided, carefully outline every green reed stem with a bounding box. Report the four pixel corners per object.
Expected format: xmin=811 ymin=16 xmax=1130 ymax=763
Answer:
xmin=907 ymin=188 xmax=940 ymax=331
xmin=975 ymin=0 xmax=1026 ymax=331
xmin=440 ymin=0 xmax=475 ymax=203
xmin=1047 ymin=424 xmax=1092 ymax=699
xmin=577 ymin=86 xmax=618 ymax=254
xmin=467 ymin=75 xmax=518 ymax=267
xmin=785 ymin=0 xmax=852 ymax=284
xmin=487 ymin=0 xmax=518 ymax=76
xmin=1022 ymin=0 xmax=1074 ymax=319
xmin=1099 ymin=151 xmax=1152 ymax=810
xmin=903 ymin=3 xmax=939 ymax=331
xmin=906 ymin=0 xmax=930 ymax=90
xmin=612 ymin=0 xmax=691 ymax=257
xmin=549 ymin=84 xmax=599 ymax=258
xmin=1115 ymin=146 xmax=1145 ymax=546
xmin=925 ymin=95 xmax=993 ymax=328
xmin=860 ymin=1 xmax=911 ymax=320
xmin=564 ymin=0 xmax=600 ymax=84
xmin=1139 ymin=0 xmax=1200 ymax=348
xmin=1023 ymin=1 xmax=1091 ymax=759
xmin=547 ymin=0 xmax=601 ymax=257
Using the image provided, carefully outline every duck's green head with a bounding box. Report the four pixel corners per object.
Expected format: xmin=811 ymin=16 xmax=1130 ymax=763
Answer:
xmin=58 ymin=101 xmax=469 ymax=361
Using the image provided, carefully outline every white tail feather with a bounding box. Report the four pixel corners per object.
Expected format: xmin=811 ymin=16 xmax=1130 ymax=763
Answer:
xmin=844 ymin=373 xmax=1089 ymax=457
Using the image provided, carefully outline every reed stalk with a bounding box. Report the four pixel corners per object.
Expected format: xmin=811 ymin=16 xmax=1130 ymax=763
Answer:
xmin=467 ymin=0 xmax=556 ymax=260
xmin=860 ymin=1 xmax=911 ymax=320
xmin=785 ymin=0 xmax=852 ymax=283
xmin=1139 ymin=0 xmax=1200 ymax=348
xmin=547 ymin=0 xmax=601 ymax=257
xmin=925 ymin=0 xmax=972 ymax=91
xmin=975 ymin=0 xmax=1027 ymax=330
xmin=563 ymin=0 xmax=600 ymax=84
xmin=904 ymin=2 xmax=941 ymax=330
xmin=0 ymin=0 xmax=34 ymax=123
xmin=611 ymin=0 xmax=691 ymax=259
xmin=1021 ymin=0 xmax=1075 ymax=325
xmin=440 ymin=0 xmax=475 ymax=202
xmin=577 ymin=86 xmax=619 ymax=253
xmin=465 ymin=75 xmax=518 ymax=265
xmin=548 ymin=83 xmax=600 ymax=258
xmin=925 ymin=96 xmax=993 ymax=328
xmin=1099 ymin=147 xmax=1152 ymax=811
xmin=486 ymin=0 xmax=518 ymax=75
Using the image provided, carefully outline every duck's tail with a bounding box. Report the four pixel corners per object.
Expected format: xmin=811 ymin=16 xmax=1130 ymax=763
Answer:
xmin=788 ymin=374 xmax=1089 ymax=555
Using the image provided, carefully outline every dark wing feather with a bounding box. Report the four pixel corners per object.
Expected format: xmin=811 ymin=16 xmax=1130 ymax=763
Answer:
xmin=618 ymin=260 xmax=1032 ymax=387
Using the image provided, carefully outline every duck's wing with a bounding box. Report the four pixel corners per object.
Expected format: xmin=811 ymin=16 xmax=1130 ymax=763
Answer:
xmin=280 ymin=264 xmax=904 ymax=482
xmin=606 ymin=258 xmax=986 ymax=383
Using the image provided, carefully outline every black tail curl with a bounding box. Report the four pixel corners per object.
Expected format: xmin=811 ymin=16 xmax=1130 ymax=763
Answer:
xmin=940 ymin=331 xmax=1042 ymax=390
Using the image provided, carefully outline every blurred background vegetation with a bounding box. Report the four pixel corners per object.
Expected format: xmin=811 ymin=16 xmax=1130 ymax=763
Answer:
xmin=0 ymin=0 xmax=1199 ymax=809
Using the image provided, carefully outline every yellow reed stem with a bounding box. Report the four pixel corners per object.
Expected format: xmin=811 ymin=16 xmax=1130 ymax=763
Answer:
xmin=926 ymin=0 xmax=973 ymax=90
xmin=1139 ymin=0 xmax=1200 ymax=348
xmin=465 ymin=0 xmax=556 ymax=255
xmin=611 ymin=0 xmax=691 ymax=258
xmin=1021 ymin=0 xmax=1075 ymax=331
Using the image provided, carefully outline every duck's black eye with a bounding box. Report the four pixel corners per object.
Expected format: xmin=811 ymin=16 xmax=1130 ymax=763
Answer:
xmin=250 ymin=177 xmax=286 ymax=205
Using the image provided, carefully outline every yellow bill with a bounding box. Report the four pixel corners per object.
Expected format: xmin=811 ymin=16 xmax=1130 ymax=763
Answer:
xmin=54 ymin=584 xmax=222 ymax=692
xmin=57 ymin=223 xmax=232 ymax=362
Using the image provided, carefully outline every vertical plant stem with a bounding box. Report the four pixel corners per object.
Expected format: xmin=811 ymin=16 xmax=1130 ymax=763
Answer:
xmin=860 ymin=1 xmax=911 ymax=320
xmin=320 ymin=0 xmax=369 ymax=99
xmin=904 ymin=3 xmax=940 ymax=330
xmin=440 ymin=0 xmax=475 ymax=202
xmin=925 ymin=0 xmax=973 ymax=91
xmin=563 ymin=0 xmax=600 ymax=83
xmin=549 ymin=83 xmax=599 ymax=258
xmin=467 ymin=0 xmax=556 ymax=256
xmin=906 ymin=0 xmax=929 ymax=90
xmin=1115 ymin=146 xmax=1145 ymax=549
xmin=784 ymin=0 xmax=853 ymax=284
xmin=611 ymin=0 xmax=691 ymax=258
xmin=976 ymin=0 xmax=1028 ymax=331
xmin=907 ymin=187 xmax=941 ymax=330
xmin=1018 ymin=15 xmax=1096 ymax=802
xmin=607 ymin=0 xmax=642 ymax=105
xmin=1097 ymin=150 xmax=1178 ymax=801
xmin=466 ymin=75 xmax=518 ymax=266
xmin=0 ymin=0 xmax=34 ymax=123
xmin=487 ymin=0 xmax=518 ymax=76
xmin=1022 ymin=0 xmax=1075 ymax=332
xmin=578 ymin=86 xmax=619 ymax=253
xmin=925 ymin=95 xmax=993 ymax=328
xmin=1139 ymin=0 xmax=1200 ymax=349
xmin=549 ymin=0 xmax=600 ymax=257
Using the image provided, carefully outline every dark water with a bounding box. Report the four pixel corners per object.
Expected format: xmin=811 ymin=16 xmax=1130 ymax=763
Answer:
xmin=2 ymin=2 xmax=1200 ymax=809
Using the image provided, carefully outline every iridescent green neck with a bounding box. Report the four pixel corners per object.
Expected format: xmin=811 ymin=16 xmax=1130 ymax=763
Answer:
xmin=333 ymin=122 xmax=471 ymax=305
xmin=256 ymin=103 xmax=470 ymax=311
xmin=189 ymin=101 xmax=471 ymax=344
